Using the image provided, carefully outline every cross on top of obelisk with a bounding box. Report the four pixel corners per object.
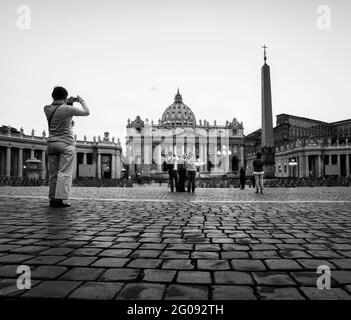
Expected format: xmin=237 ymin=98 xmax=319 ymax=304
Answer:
xmin=262 ymin=44 xmax=268 ymax=62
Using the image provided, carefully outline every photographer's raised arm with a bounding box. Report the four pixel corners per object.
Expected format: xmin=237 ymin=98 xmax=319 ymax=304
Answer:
xmin=70 ymin=95 xmax=90 ymax=116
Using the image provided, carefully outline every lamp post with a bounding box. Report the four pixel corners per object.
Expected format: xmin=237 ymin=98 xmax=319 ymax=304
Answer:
xmin=217 ymin=145 xmax=232 ymax=173
xmin=288 ymin=158 xmax=298 ymax=177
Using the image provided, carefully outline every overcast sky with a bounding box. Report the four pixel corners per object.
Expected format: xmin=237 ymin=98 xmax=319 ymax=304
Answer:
xmin=0 ymin=0 xmax=350 ymax=149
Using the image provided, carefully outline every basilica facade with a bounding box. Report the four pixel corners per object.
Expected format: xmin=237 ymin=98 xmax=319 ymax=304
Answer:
xmin=125 ymin=90 xmax=245 ymax=176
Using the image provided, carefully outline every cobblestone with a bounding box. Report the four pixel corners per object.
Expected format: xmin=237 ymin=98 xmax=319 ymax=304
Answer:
xmin=1 ymin=186 xmax=351 ymax=300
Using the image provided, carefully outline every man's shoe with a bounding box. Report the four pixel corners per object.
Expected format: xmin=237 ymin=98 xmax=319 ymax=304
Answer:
xmin=260 ymin=190 xmax=263 ymax=194
xmin=50 ymin=199 xmax=71 ymax=208
xmin=255 ymin=190 xmax=259 ymax=194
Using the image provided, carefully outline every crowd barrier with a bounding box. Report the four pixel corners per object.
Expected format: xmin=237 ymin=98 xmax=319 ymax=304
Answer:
xmin=0 ymin=176 xmax=350 ymax=188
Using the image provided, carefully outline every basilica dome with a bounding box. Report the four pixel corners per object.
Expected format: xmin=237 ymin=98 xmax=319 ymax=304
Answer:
xmin=161 ymin=90 xmax=196 ymax=126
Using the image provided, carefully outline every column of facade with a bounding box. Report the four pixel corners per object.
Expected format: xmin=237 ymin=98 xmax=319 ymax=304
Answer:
xmin=318 ymin=154 xmax=323 ymax=177
xmin=240 ymin=145 xmax=245 ymax=169
xmin=41 ymin=150 xmax=46 ymax=179
xmin=83 ymin=153 xmax=87 ymax=165
xmin=329 ymin=155 xmax=332 ymax=166
xmin=116 ymin=151 xmax=121 ymax=179
xmin=298 ymin=156 xmax=303 ymax=178
xmin=97 ymin=153 xmax=102 ymax=179
xmin=111 ymin=153 xmax=116 ymax=179
xmin=337 ymin=154 xmax=341 ymax=177
xmin=305 ymin=155 xmax=309 ymax=177
xmin=6 ymin=147 xmax=11 ymax=176
xmin=18 ymin=148 xmax=23 ymax=178
xmin=346 ymin=154 xmax=350 ymax=177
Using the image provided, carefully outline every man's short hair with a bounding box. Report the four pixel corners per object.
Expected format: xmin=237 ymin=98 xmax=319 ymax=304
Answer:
xmin=52 ymin=86 xmax=68 ymax=100
xmin=256 ymin=152 xmax=262 ymax=159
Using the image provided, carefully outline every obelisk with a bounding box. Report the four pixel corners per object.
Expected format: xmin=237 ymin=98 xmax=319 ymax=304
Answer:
xmin=261 ymin=45 xmax=275 ymax=178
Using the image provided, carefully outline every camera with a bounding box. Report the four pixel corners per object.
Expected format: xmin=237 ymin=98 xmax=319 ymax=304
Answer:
xmin=66 ymin=96 xmax=79 ymax=106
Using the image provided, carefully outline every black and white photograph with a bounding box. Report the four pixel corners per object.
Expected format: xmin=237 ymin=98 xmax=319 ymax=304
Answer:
xmin=0 ymin=0 xmax=350 ymax=317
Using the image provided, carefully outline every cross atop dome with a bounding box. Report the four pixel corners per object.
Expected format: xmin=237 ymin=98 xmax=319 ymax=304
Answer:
xmin=174 ymin=88 xmax=183 ymax=103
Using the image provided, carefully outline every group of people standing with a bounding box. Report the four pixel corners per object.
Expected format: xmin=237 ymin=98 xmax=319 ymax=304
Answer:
xmin=165 ymin=151 xmax=197 ymax=193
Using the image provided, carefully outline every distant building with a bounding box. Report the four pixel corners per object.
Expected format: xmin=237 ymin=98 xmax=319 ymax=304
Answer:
xmin=0 ymin=125 xmax=123 ymax=179
xmin=125 ymin=90 xmax=245 ymax=176
xmin=245 ymin=115 xmax=351 ymax=178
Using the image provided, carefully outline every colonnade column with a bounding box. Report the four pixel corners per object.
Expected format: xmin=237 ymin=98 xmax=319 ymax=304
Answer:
xmin=41 ymin=150 xmax=46 ymax=179
xmin=337 ymin=154 xmax=341 ymax=177
xmin=111 ymin=153 xmax=116 ymax=179
xmin=305 ymin=155 xmax=309 ymax=177
xmin=18 ymin=148 xmax=23 ymax=178
xmin=318 ymin=155 xmax=323 ymax=177
xmin=6 ymin=147 xmax=11 ymax=176
xmin=346 ymin=154 xmax=350 ymax=178
xmin=97 ymin=153 xmax=102 ymax=179
xmin=83 ymin=153 xmax=87 ymax=165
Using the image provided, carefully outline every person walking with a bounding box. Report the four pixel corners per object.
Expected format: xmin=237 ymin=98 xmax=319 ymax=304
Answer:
xmin=185 ymin=152 xmax=197 ymax=193
xmin=166 ymin=151 xmax=178 ymax=192
xmin=44 ymin=86 xmax=90 ymax=207
xmin=253 ymin=152 xmax=264 ymax=194
xmin=177 ymin=154 xmax=187 ymax=192
xmin=239 ymin=167 xmax=246 ymax=190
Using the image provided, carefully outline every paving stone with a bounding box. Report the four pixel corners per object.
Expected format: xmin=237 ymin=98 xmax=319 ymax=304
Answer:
xmin=195 ymin=244 xmax=220 ymax=251
xmin=166 ymin=244 xmax=193 ymax=251
xmin=25 ymin=255 xmax=66 ymax=265
xmin=0 ymin=254 xmax=34 ymax=263
xmin=12 ymin=246 xmax=49 ymax=254
xmin=191 ymin=251 xmax=219 ymax=259
xmin=72 ymin=248 xmax=103 ymax=256
xmin=129 ymin=250 xmax=161 ymax=258
xmin=58 ymin=256 xmax=97 ymax=267
xmin=212 ymin=286 xmax=256 ymax=300
xmin=143 ymin=269 xmax=176 ymax=283
xmin=40 ymin=247 xmax=74 ymax=255
xmin=231 ymin=259 xmax=266 ymax=271
xmin=257 ymin=287 xmax=305 ymax=300
xmin=99 ymin=268 xmax=141 ymax=281
xmin=222 ymin=244 xmax=250 ymax=251
xmin=139 ymin=243 xmax=167 ymax=250
xmin=162 ymin=259 xmax=194 ymax=270
xmin=221 ymin=251 xmax=250 ymax=259
xmin=301 ymin=287 xmax=351 ymax=300
xmin=32 ymin=266 xmax=68 ymax=280
xmin=0 ymin=279 xmax=40 ymax=297
xmin=308 ymin=251 xmax=343 ymax=259
xmin=69 ymin=282 xmax=124 ymax=300
xmin=127 ymin=259 xmax=162 ymax=269
xmin=253 ymin=272 xmax=296 ymax=286
xmin=165 ymin=284 xmax=208 ymax=300
xmin=0 ymin=265 xmax=19 ymax=278
xmin=265 ymin=259 xmax=303 ymax=270
xmin=111 ymin=243 xmax=140 ymax=249
xmin=98 ymin=249 xmax=132 ymax=258
xmin=297 ymin=259 xmax=336 ymax=270
xmin=249 ymin=250 xmax=280 ymax=259
xmin=60 ymin=267 xmax=105 ymax=281
xmin=197 ymin=259 xmax=230 ymax=270
xmin=331 ymin=271 xmax=351 ymax=284
xmin=214 ymin=271 xmax=254 ymax=285
xmin=116 ymin=283 xmax=165 ymax=300
xmin=177 ymin=271 xmax=211 ymax=284
xmin=290 ymin=271 xmax=329 ymax=287
xmin=92 ymin=258 xmax=129 ymax=268
xmin=330 ymin=259 xmax=351 ymax=269
xmin=22 ymin=280 xmax=81 ymax=298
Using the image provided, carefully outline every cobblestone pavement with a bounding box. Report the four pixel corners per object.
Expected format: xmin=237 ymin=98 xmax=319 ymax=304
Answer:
xmin=0 ymin=186 xmax=351 ymax=300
